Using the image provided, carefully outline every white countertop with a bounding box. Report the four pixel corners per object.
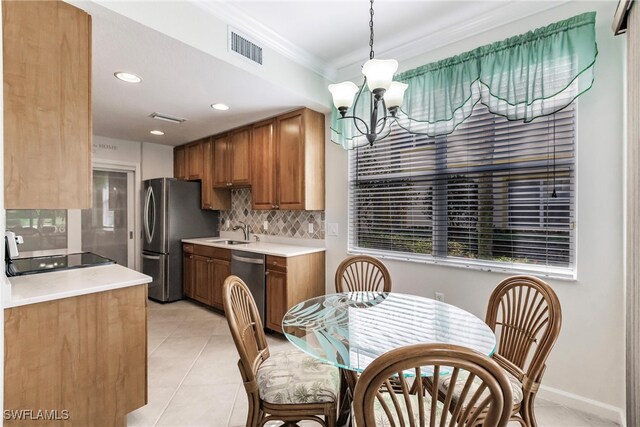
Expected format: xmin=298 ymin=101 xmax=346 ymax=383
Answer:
xmin=5 ymin=264 xmax=152 ymax=308
xmin=181 ymin=237 xmax=326 ymax=257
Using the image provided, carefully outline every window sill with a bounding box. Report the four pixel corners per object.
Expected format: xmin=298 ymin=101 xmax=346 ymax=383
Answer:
xmin=348 ymin=247 xmax=577 ymax=282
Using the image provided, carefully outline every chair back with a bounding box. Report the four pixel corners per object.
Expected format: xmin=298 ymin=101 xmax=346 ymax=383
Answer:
xmin=353 ymin=343 xmax=513 ymax=427
xmin=335 ymin=255 xmax=392 ymax=293
xmin=485 ymin=275 xmax=562 ymax=389
xmin=223 ymin=275 xmax=270 ymax=386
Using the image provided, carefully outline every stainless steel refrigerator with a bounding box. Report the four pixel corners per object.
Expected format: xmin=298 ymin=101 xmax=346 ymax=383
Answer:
xmin=142 ymin=178 xmax=219 ymax=302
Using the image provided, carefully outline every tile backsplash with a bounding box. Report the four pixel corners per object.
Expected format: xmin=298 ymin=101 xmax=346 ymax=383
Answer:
xmin=219 ymin=189 xmax=325 ymax=239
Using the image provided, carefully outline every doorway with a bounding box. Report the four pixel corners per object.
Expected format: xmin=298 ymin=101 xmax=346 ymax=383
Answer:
xmin=81 ymin=168 xmax=135 ymax=267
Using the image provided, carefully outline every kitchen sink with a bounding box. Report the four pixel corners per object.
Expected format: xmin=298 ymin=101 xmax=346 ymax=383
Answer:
xmin=205 ymin=239 xmax=250 ymax=245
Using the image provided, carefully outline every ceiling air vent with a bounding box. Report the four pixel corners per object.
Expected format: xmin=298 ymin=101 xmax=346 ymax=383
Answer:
xmin=149 ymin=112 xmax=187 ymax=124
xmin=228 ymin=27 xmax=263 ymax=65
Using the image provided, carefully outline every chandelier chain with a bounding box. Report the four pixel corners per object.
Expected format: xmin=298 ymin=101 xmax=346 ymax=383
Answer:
xmin=369 ymin=0 xmax=375 ymax=59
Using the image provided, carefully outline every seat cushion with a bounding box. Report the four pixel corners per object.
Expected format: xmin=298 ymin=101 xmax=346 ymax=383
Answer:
xmin=441 ymin=369 xmax=524 ymax=405
xmin=256 ymin=349 xmax=340 ymax=404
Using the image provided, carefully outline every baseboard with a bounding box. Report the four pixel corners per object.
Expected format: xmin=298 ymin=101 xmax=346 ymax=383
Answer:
xmin=538 ymin=385 xmax=626 ymax=426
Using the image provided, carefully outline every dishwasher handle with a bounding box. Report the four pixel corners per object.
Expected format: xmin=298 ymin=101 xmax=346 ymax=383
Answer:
xmin=232 ymin=254 xmax=264 ymax=265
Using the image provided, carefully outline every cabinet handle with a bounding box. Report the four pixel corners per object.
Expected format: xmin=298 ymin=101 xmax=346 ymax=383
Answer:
xmin=227 ymin=182 xmax=232 ymax=186
xmin=189 ymin=255 xmax=193 ymax=259
xmin=265 ymin=271 xmax=269 ymax=276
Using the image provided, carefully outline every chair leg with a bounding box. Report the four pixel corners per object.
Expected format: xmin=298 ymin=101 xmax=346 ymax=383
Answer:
xmin=521 ymin=392 xmax=538 ymax=427
xmin=326 ymin=404 xmax=337 ymax=427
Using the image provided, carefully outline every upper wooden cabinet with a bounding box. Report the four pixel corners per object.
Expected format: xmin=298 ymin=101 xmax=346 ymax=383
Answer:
xmin=187 ymin=141 xmax=204 ymax=180
xmin=213 ymin=127 xmax=251 ymax=188
xmin=250 ymin=119 xmax=277 ymax=210
xmin=251 ymin=108 xmax=325 ymax=210
xmin=174 ymin=146 xmax=187 ymax=180
xmin=3 ymin=0 xmax=92 ymax=209
xmin=201 ymin=138 xmax=231 ymax=210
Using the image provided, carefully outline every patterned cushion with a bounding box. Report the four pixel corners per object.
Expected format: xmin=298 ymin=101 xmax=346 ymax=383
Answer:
xmin=256 ymin=349 xmax=340 ymax=404
xmin=441 ymin=369 xmax=524 ymax=405
xmin=365 ymin=393 xmax=444 ymax=427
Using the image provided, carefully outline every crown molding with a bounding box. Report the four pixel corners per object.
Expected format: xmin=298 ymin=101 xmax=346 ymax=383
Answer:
xmin=191 ymin=0 xmax=337 ymax=81
xmin=191 ymin=0 xmax=571 ymax=84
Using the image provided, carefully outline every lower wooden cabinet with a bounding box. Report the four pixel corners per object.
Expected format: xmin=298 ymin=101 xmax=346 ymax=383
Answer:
xmin=183 ymin=244 xmax=231 ymax=311
xmin=265 ymin=252 xmax=325 ymax=333
xmin=183 ymin=244 xmax=325 ymax=333
xmin=4 ymin=285 xmax=147 ymax=426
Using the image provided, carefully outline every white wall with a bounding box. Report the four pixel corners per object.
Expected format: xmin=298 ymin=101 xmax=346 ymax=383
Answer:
xmin=142 ymin=142 xmax=174 ymax=180
xmin=325 ymin=1 xmax=625 ymax=422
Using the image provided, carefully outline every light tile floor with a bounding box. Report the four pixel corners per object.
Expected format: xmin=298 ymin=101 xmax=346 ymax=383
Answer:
xmin=128 ymin=300 xmax=618 ymax=427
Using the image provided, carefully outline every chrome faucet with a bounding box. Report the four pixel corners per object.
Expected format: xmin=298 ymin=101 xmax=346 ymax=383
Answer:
xmin=232 ymin=222 xmax=250 ymax=241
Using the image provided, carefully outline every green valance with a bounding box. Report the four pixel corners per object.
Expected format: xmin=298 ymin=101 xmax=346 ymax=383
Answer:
xmin=331 ymin=11 xmax=597 ymax=149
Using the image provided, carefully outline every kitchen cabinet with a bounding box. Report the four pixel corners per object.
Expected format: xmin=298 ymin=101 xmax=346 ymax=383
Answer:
xmin=251 ymin=108 xmax=325 ymax=210
xmin=4 ymin=285 xmax=147 ymax=426
xmin=201 ymin=138 xmax=231 ymax=210
xmin=3 ymin=0 xmax=92 ymax=209
xmin=183 ymin=244 xmax=231 ymax=311
xmin=183 ymin=246 xmax=195 ymax=298
xmin=250 ymin=119 xmax=277 ymax=209
xmin=187 ymin=141 xmax=204 ymax=180
xmin=265 ymin=252 xmax=325 ymax=333
xmin=213 ymin=127 xmax=251 ymax=188
xmin=174 ymin=146 xmax=188 ymax=180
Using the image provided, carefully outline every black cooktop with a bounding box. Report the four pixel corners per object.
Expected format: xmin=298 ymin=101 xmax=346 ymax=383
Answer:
xmin=6 ymin=252 xmax=115 ymax=276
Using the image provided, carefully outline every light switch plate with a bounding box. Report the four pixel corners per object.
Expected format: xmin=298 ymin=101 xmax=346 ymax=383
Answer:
xmin=308 ymin=223 xmax=314 ymax=233
xmin=327 ymin=223 xmax=339 ymax=236
xmin=263 ymin=220 xmax=269 ymax=231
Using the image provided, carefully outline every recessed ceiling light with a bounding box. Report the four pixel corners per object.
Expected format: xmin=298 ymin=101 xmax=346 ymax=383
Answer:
xmin=114 ymin=72 xmax=142 ymax=83
xmin=150 ymin=130 xmax=164 ymax=136
xmin=211 ymin=103 xmax=230 ymax=111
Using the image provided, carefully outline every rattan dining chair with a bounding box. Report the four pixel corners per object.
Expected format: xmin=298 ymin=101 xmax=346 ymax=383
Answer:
xmin=353 ymin=343 xmax=514 ymax=427
xmin=436 ymin=276 xmax=561 ymax=427
xmin=335 ymin=255 xmax=392 ymax=293
xmin=223 ymin=275 xmax=339 ymax=427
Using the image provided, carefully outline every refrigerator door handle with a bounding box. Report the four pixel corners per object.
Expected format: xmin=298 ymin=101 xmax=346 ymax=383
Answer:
xmin=144 ymin=186 xmax=155 ymax=244
xmin=142 ymin=253 xmax=161 ymax=260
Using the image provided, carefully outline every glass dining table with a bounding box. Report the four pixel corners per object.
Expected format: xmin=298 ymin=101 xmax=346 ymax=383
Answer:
xmin=282 ymin=292 xmax=497 ymax=426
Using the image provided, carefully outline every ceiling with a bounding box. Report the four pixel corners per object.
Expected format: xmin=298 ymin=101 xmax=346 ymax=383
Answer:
xmin=83 ymin=0 xmax=567 ymax=146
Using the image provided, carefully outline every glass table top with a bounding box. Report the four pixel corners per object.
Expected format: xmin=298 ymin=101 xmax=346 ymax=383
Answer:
xmin=283 ymin=292 xmax=496 ymax=373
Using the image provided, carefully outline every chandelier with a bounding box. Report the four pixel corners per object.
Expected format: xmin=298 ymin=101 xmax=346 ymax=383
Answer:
xmin=328 ymin=0 xmax=409 ymax=147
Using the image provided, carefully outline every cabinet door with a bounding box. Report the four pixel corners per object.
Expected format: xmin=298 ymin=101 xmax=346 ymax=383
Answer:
xmin=174 ymin=146 xmax=187 ymax=180
xmin=183 ymin=253 xmax=195 ymax=298
xmin=187 ymin=142 xmax=204 ymax=180
xmin=3 ymin=0 xmax=92 ymax=209
xmin=192 ymin=255 xmax=212 ymax=305
xmin=266 ymin=270 xmax=287 ymax=333
xmin=213 ymin=135 xmax=230 ymax=188
xmin=230 ymin=127 xmax=251 ymax=186
xmin=250 ymin=120 xmax=277 ymax=209
xmin=276 ymin=112 xmax=305 ymax=210
xmin=211 ymin=258 xmax=231 ymax=310
xmin=201 ymin=139 xmax=213 ymax=209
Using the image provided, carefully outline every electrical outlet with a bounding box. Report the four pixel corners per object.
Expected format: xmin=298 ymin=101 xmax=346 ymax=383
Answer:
xmin=435 ymin=292 xmax=444 ymax=302
xmin=327 ymin=223 xmax=339 ymax=236
xmin=263 ymin=220 xmax=269 ymax=231
xmin=308 ymin=223 xmax=314 ymax=234
xmin=225 ymin=219 xmax=230 ymax=228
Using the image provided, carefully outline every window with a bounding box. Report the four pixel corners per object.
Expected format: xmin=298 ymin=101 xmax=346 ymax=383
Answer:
xmin=6 ymin=210 xmax=68 ymax=252
xmin=348 ymin=103 xmax=575 ymax=278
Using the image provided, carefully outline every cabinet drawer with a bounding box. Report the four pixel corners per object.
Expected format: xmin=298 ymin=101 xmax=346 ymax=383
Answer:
xmin=193 ymin=244 xmax=231 ymax=260
xmin=266 ymin=255 xmax=287 ymax=272
xmin=183 ymin=244 xmax=194 ymax=254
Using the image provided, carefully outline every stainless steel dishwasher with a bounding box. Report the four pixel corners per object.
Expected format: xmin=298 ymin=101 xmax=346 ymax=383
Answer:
xmin=230 ymin=250 xmax=266 ymax=326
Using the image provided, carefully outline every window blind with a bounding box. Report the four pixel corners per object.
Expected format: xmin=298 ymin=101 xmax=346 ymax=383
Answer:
xmin=348 ymin=102 xmax=576 ymax=277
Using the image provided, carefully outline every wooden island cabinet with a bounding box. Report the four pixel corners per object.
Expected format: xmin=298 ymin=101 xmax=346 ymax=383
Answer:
xmin=4 ymin=284 xmax=148 ymax=427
